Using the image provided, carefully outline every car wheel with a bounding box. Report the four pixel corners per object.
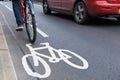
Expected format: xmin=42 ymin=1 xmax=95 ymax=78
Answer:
xmin=43 ymin=0 xmax=51 ymax=14
xmin=74 ymin=2 xmax=89 ymax=24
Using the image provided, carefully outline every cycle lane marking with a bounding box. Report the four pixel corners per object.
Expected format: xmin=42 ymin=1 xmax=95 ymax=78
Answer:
xmin=37 ymin=28 xmax=48 ymax=38
xmin=22 ymin=42 xmax=89 ymax=78
xmin=3 ymin=4 xmax=49 ymax=38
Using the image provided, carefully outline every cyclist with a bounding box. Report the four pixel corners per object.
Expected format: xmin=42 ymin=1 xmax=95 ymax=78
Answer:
xmin=12 ymin=0 xmax=34 ymax=31
xmin=12 ymin=0 xmax=24 ymax=31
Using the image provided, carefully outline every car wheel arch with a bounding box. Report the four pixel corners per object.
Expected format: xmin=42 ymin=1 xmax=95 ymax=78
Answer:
xmin=73 ymin=0 xmax=88 ymax=14
xmin=73 ymin=0 xmax=90 ymax=24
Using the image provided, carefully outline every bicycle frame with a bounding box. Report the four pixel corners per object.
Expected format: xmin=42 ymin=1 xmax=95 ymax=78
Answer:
xmin=26 ymin=42 xmax=89 ymax=69
xmin=26 ymin=43 xmax=72 ymax=66
xmin=20 ymin=0 xmax=35 ymax=22
xmin=22 ymin=42 xmax=89 ymax=78
xmin=20 ymin=0 xmax=25 ymax=22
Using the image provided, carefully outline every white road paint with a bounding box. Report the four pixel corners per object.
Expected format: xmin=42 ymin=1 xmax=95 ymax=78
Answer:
xmin=22 ymin=42 xmax=89 ymax=78
xmin=37 ymin=28 xmax=48 ymax=38
xmin=5 ymin=5 xmax=13 ymax=11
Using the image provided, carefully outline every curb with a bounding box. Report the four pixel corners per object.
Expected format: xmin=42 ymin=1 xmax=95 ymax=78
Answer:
xmin=0 ymin=23 xmax=18 ymax=80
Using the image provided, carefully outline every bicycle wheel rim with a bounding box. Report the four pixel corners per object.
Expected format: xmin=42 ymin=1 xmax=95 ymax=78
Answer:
xmin=25 ymin=3 xmax=37 ymax=43
xmin=22 ymin=54 xmax=51 ymax=78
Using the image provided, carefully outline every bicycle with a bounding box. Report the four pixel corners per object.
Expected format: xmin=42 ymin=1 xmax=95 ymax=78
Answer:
xmin=22 ymin=42 xmax=89 ymax=78
xmin=20 ymin=0 xmax=37 ymax=43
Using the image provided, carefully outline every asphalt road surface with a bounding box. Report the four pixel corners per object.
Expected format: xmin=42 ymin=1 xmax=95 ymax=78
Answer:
xmin=0 ymin=1 xmax=120 ymax=80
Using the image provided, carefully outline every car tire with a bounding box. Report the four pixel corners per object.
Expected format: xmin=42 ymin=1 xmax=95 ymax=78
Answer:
xmin=43 ymin=0 xmax=51 ymax=14
xmin=74 ymin=2 xmax=90 ymax=24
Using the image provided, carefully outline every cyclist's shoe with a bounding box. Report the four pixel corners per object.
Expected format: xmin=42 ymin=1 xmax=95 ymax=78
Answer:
xmin=16 ymin=25 xmax=24 ymax=31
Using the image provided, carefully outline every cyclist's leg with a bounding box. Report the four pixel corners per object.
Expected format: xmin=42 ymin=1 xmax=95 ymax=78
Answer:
xmin=12 ymin=0 xmax=24 ymax=31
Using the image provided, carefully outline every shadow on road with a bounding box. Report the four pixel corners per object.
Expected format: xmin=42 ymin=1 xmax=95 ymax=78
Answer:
xmin=87 ymin=17 xmax=120 ymax=27
xmin=49 ymin=12 xmax=120 ymax=27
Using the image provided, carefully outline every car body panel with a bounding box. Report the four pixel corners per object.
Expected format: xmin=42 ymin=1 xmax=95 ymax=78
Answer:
xmin=47 ymin=0 xmax=120 ymax=17
xmin=48 ymin=0 xmax=62 ymax=9
xmin=61 ymin=0 xmax=75 ymax=12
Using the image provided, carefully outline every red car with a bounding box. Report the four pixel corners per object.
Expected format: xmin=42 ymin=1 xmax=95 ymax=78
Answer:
xmin=43 ymin=0 xmax=120 ymax=24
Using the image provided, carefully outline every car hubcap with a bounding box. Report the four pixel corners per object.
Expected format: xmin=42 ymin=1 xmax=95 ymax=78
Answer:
xmin=75 ymin=5 xmax=84 ymax=22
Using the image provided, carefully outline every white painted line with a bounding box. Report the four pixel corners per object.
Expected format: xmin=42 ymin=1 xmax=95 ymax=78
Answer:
xmin=5 ymin=5 xmax=13 ymax=12
xmin=22 ymin=42 xmax=89 ymax=78
xmin=37 ymin=28 xmax=49 ymax=38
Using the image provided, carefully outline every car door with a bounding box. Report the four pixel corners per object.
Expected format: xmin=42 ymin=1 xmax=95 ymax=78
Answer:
xmin=48 ymin=0 xmax=62 ymax=9
xmin=61 ymin=0 xmax=74 ymax=11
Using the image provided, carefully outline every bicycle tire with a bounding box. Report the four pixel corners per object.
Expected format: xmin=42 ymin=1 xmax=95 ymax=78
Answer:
xmin=22 ymin=54 xmax=51 ymax=78
xmin=59 ymin=49 xmax=89 ymax=69
xmin=25 ymin=2 xmax=37 ymax=44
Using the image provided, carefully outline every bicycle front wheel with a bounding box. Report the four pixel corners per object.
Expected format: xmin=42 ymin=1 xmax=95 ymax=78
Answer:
xmin=25 ymin=3 xmax=37 ymax=43
xmin=22 ymin=54 xmax=51 ymax=78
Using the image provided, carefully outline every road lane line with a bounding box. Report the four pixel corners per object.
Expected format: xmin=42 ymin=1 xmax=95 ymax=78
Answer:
xmin=37 ymin=28 xmax=49 ymax=38
xmin=5 ymin=5 xmax=13 ymax=12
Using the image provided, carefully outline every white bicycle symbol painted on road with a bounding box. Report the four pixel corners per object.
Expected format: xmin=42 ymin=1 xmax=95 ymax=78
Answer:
xmin=22 ymin=42 xmax=89 ymax=78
